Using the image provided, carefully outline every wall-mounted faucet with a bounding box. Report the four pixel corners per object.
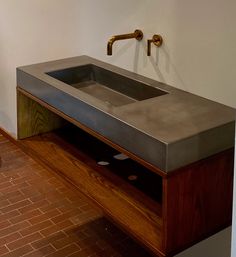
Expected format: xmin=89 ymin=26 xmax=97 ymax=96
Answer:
xmin=107 ymin=29 xmax=143 ymax=56
xmin=147 ymin=34 xmax=163 ymax=56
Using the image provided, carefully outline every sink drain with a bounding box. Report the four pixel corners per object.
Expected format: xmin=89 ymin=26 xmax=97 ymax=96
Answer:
xmin=128 ymin=175 xmax=138 ymax=181
xmin=97 ymin=161 xmax=110 ymax=166
xmin=113 ymin=153 xmax=129 ymax=161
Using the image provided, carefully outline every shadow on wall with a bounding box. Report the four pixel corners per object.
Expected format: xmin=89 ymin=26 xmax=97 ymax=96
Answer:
xmin=105 ymin=38 xmax=168 ymax=84
xmin=139 ymin=37 xmax=190 ymax=92
xmin=139 ymin=39 xmax=166 ymax=84
xmin=102 ymin=33 xmax=189 ymax=93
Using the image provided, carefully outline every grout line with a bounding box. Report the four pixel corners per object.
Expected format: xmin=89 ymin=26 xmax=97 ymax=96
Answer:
xmin=4 ymin=244 xmax=11 ymax=252
xmin=49 ymin=242 xmax=57 ymax=251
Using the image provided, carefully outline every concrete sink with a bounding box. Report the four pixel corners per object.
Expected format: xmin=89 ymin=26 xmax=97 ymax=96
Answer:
xmin=17 ymin=56 xmax=235 ymax=172
xmin=46 ymin=64 xmax=167 ymax=107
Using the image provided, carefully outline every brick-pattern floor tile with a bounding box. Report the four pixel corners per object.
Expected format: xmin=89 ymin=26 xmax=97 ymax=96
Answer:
xmin=0 ymin=246 xmax=9 ymax=256
xmin=0 ymin=221 xmax=30 ymax=238
xmin=0 ymin=210 xmax=20 ymax=222
xmin=46 ymin=243 xmax=79 ymax=257
xmin=0 ymin=190 xmax=22 ymax=202
xmin=0 ymin=199 xmax=32 ymax=213
xmin=0 ymin=232 xmax=22 ymax=247
xmin=9 ymin=209 xmax=42 ymax=225
xmin=40 ymin=220 xmax=74 ymax=237
xmin=7 ymin=232 xmax=43 ymax=250
xmin=52 ymin=235 xmax=82 ymax=250
xmin=29 ymin=209 xmax=61 ymax=225
xmin=0 ymin=220 xmax=11 ymax=230
xmin=8 ymin=194 xmax=26 ymax=204
xmin=23 ymin=245 xmax=56 ymax=257
xmin=20 ymin=220 xmax=54 ymax=237
xmin=0 ymin=245 xmax=34 ymax=257
xmin=0 ymin=134 xmax=152 ymax=257
xmin=31 ymin=231 xmax=67 ymax=249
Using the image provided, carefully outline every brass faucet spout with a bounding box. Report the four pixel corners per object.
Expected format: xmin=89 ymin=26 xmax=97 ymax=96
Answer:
xmin=107 ymin=29 xmax=143 ymax=56
xmin=107 ymin=37 xmax=116 ymax=56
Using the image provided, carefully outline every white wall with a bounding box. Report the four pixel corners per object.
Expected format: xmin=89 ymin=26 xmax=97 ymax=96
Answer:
xmin=79 ymin=0 xmax=236 ymax=108
xmin=0 ymin=0 xmax=235 ymax=256
xmin=0 ymin=0 xmax=83 ymax=136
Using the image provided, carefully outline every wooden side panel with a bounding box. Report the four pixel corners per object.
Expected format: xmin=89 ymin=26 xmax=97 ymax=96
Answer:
xmin=17 ymin=90 xmax=64 ymax=139
xmin=162 ymin=149 xmax=234 ymax=255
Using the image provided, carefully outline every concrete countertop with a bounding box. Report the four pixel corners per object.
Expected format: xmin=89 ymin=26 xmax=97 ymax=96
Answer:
xmin=17 ymin=55 xmax=236 ymax=172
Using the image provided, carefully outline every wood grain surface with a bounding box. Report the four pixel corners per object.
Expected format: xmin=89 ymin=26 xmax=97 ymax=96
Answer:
xmin=162 ymin=149 xmax=234 ymax=255
xmin=17 ymin=90 xmax=65 ymax=139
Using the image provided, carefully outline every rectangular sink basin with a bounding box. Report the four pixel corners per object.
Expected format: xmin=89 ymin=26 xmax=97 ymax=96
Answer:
xmin=46 ymin=64 xmax=167 ymax=107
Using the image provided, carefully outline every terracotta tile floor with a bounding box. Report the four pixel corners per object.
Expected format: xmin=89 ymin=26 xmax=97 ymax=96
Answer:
xmin=0 ymin=134 xmax=151 ymax=257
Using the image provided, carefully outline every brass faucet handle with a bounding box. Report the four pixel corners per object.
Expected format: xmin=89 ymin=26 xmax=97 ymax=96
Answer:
xmin=147 ymin=34 xmax=163 ymax=56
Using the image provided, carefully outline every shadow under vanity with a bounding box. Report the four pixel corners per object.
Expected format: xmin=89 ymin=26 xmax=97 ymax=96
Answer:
xmin=16 ymin=56 xmax=235 ymax=257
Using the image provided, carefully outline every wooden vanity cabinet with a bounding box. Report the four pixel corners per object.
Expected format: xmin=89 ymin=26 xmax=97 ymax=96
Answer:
xmin=17 ymin=88 xmax=234 ymax=257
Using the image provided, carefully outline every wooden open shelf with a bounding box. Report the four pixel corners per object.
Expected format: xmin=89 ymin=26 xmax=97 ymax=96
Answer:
xmin=18 ymin=125 xmax=164 ymax=256
xmin=17 ymin=88 xmax=234 ymax=257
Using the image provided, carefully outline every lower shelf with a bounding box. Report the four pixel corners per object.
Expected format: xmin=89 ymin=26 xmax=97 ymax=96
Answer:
xmin=18 ymin=125 xmax=165 ymax=257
